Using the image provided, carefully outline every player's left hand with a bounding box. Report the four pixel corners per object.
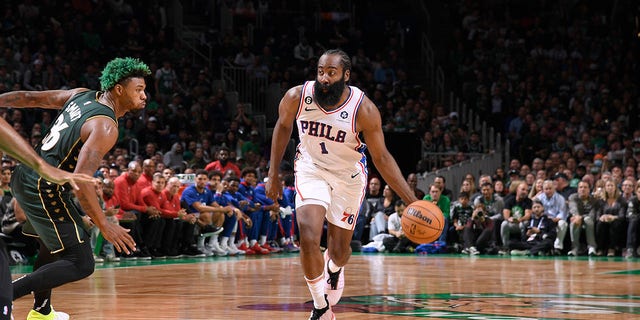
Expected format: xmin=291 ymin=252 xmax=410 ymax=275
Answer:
xmin=40 ymin=165 xmax=97 ymax=190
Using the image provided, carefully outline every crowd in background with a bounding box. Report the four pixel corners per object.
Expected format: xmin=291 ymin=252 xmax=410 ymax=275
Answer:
xmin=1 ymin=0 xmax=640 ymax=262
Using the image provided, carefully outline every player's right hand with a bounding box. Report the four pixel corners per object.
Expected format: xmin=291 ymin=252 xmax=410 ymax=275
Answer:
xmin=265 ymin=176 xmax=282 ymax=202
xmin=100 ymin=223 xmax=136 ymax=254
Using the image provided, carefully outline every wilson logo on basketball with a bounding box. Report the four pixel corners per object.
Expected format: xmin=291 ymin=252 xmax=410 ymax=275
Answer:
xmin=406 ymin=207 xmax=432 ymax=225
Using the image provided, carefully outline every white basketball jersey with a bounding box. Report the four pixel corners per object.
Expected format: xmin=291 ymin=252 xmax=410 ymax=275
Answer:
xmin=295 ymin=81 xmax=367 ymax=171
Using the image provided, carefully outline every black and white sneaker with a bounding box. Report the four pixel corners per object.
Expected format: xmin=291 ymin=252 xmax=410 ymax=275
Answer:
xmin=308 ymin=295 xmax=335 ymax=320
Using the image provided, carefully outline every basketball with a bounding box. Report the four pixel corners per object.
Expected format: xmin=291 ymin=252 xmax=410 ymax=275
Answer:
xmin=401 ymin=200 xmax=445 ymax=244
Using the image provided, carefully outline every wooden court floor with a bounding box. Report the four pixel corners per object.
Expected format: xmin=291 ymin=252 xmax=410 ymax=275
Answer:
xmin=10 ymin=253 xmax=640 ymax=319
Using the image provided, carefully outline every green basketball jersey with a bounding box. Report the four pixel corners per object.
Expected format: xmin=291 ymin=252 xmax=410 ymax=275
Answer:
xmin=38 ymin=90 xmax=116 ymax=173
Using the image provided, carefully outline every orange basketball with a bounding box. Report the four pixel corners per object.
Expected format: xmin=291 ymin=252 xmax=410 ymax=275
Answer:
xmin=401 ymin=200 xmax=445 ymax=244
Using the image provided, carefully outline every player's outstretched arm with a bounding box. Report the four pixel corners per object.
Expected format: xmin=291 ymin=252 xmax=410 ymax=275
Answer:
xmin=357 ymin=98 xmax=419 ymax=205
xmin=266 ymin=86 xmax=302 ymax=202
xmin=0 ymin=88 xmax=87 ymax=109
xmin=0 ymin=116 xmax=95 ymax=189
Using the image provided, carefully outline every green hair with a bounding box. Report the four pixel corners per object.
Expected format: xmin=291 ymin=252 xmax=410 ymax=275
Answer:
xmin=99 ymin=57 xmax=151 ymax=91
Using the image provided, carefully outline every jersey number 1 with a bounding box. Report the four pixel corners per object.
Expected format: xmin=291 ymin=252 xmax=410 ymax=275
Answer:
xmin=319 ymin=142 xmax=329 ymax=154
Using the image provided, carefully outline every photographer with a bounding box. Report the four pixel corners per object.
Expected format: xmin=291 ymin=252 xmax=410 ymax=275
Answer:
xmin=461 ymin=202 xmax=494 ymax=255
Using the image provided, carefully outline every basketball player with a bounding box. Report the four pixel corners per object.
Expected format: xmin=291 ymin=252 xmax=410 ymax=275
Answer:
xmin=0 ymin=57 xmax=144 ymax=319
xmin=265 ymin=49 xmax=418 ymax=320
xmin=0 ymin=117 xmax=96 ymax=320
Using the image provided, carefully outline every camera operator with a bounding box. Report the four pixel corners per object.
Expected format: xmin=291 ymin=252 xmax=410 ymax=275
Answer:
xmin=461 ymin=202 xmax=494 ymax=255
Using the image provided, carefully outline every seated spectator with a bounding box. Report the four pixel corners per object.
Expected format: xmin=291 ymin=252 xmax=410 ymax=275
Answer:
xmin=205 ymin=146 xmax=241 ymax=177
xmin=382 ymin=200 xmax=417 ymax=253
xmin=535 ymin=180 xmax=567 ymax=255
xmin=159 ymin=176 xmax=189 ymax=258
xmin=624 ymin=181 xmax=640 ymax=259
xmin=568 ymin=181 xmax=599 ymax=256
xmin=423 ymin=184 xmax=451 ymax=244
xmin=101 ymin=177 xmax=146 ymax=260
xmin=140 ymin=173 xmax=169 ymax=258
xmin=450 ymin=192 xmax=473 ymax=253
xmin=500 ymin=181 xmax=532 ymax=255
xmin=509 ymin=200 xmax=556 ymax=256
xmin=596 ymin=179 xmax=626 ymax=256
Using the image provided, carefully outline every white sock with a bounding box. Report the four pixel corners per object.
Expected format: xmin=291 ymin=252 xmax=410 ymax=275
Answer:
xmin=220 ymin=236 xmax=229 ymax=247
xmin=229 ymin=235 xmax=236 ymax=246
xmin=250 ymin=239 xmax=257 ymax=246
xmin=208 ymin=234 xmax=219 ymax=247
xmin=328 ymin=257 xmax=341 ymax=273
xmin=305 ymin=274 xmax=326 ymax=309
xmin=259 ymin=235 xmax=267 ymax=245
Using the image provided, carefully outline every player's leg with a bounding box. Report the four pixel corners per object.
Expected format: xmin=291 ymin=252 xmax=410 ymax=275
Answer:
xmin=14 ymin=239 xmax=92 ymax=320
xmin=297 ymin=202 xmax=332 ymax=317
xmin=0 ymin=238 xmax=11 ymax=320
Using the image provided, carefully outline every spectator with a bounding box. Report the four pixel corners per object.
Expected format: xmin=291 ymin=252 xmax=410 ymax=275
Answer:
xmin=154 ymin=60 xmax=178 ymax=106
xmin=624 ymin=181 xmax=640 ymax=259
xmin=406 ymin=172 xmax=425 ymax=199
xmin=113 ymin=161 xmax=157 ymax=259
xmin=568 ymin=181 xmax=598 ymax=256
xmin=553 ymin=172 xmax=576 ymax=200
xmin=449 ymin=192 xmax=473 ymax=253
xmin=500 ymin=181 xmax=532 ymax=254
xmin=159 ymin=176 xmax=188 ymax=258
xmin=509 ymin=200 xmax=556 ymax=256
xmin=434 ymin=175 xmax=453 ymax=199
xmin=382 ymin=200 xmax=416 ymax=253
xmin=164 ymin=142 xmax=186 ymax=172
xmin=535 ymin=180 xmax=568 ymax=255
xmin=423 ymin=184 xmax=451 ymax=244
xmin=234 ymin=45 xmax=256 ymax=68
xmin=140 ymin=173 xmax=169 ymax=258
xmin=596 ymin=179 xmax=626 ymax=257
xmin=205 ymin=146 xmax=241 ymax=177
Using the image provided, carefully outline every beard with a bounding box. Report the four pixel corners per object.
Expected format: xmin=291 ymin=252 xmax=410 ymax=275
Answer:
xmin=314 ymin=76 xmax=346 ymax=108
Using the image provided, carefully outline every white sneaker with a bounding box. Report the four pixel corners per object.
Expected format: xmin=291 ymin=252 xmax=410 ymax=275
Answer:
xmin=210 ymin=242 xmax=228 ymax=256
xmin=229 ymin=242 xmax=246 ymax=255
xmin=588 ymin=246 xmax=597 ymax=256
xmin=219 ymin=242 xmax=234 ymax=255
xmin=469 ymin=246 xmax=480 ymax=255
xmin=201 ymin=245 xmax=215 ymax=257
xmin=510 ymin=249 xmax=529 ymax=256
xmin=323 ymin=250 xmax=344 ymax=306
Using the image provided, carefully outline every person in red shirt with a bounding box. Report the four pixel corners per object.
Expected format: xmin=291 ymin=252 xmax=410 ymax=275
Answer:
xmin=113 ymin=161 xmax=159 ymax=258
xmin=136 ymin=158 xmax=156 ymax=190
xmin=102 ymin=178 xmax=144 ymax=259
xmin=161 ymin=176 xmax=192 ymax=257
xmin=205 ymin=146 xmax=241 ymax=177
xmin=140 ymin=172 xmax=168 ymax=258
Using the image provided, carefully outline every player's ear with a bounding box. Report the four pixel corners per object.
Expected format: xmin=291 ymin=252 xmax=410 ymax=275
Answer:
xmin=114 ymin=83 xmax=124 ymax=95
xmin=344 ymin=69 xmax=350 ymax=83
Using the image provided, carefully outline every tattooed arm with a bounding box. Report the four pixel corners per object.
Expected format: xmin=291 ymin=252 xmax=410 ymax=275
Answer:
xmin=75 ymin=116 xmax=136 ymax=254
xmin=0 ymin=88 xmax=88 ymax=109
